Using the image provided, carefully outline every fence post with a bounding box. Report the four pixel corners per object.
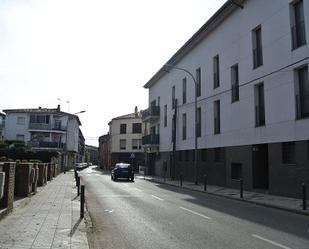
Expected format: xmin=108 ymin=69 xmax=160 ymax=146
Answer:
xmin=80 ymin=185 xmax=85 ymax=219
xmin=77 ymin=176 xmax=80 ymax=196
xmin=204 ymin=174 xmax=207 ymax=192
xmin=240 ymin=178 xmax=243 ymax=199
xmin=302 ymin=183 xmax=307 ymax=210
xmin=180 ymin=174 xmax=183 ymax=187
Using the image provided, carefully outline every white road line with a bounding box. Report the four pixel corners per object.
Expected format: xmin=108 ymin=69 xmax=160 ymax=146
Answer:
xmin=252 ymin=234 xmax=292 ymax=249
xmin=179 ymin=207 xmax=211 ymax=220
xmin=151 ymin=195 xmax=164 ymax=201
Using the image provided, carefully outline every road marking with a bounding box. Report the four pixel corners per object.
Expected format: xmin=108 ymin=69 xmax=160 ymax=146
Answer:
xmin=179 ymin=207 xmax=211 ymax=220
xmin=252 ymin=234 xmax=292 ymax=249
xmin=151 ymin=195 xmax=164 ymax=201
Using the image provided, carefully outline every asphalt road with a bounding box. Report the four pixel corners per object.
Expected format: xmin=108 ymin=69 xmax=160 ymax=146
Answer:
xmin=80 ymin=166 xmax=309 ymax=249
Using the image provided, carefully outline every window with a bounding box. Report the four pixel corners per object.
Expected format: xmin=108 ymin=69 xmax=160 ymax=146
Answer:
xmin=164 ymin=105 xmax=167 ymax=127
xmin=182 ymin=113 xmax=186 ymax=140
xmin=54 ymin=120 xmax=62 ymax=129
xmin=132 ymin=123 xmax=142 ymax=133
xmin=172 ymin=86 xmax=175 ymax=109
xmin=17 ymin=117 xmax=25 ymax=125
xmin=255 ymin=83 xmax=265 ymax=126
xmin=282 ymin=142 xmax=295 ymax=164
xmin=30 ymin=115 xmax=50 ymax=124
xmin=214 ymin=148 xmax=221 ymax=162
xmin=16 ymin=134 xmax=25 ymax=141
xmin=157 ymin=96 xmax=160 ymax=107
xmin=202 ymin=149 xmax=207 ymax=162
xmin=120 ymin=139 xmax=126 ymax=150
xmin=291 ymin=0 xmax=306 ymax=49
xmin=214 ymin=100 xmax=220 ymax=134
xmin=231 ymin=163 xmax=242 ymax=180
xmin=132 ymin=139 xmax=141 ymax=150
xmin=197 ymin=107 xmax=201 ymax=137
xmin=157 ymin=124 xmax=160 ymax=134
xmin=231 ymin=64 xmax=239 ymax=102
xmin=183 ymin=77 xmax=187 ymax=104
xmin=196 ymin=68 xmax=201 ymax=97
xmin=120 ymin=124 xmax=126 ymax=134
xmin=252 ymin=25 xmax=263 ymax=68
xmin=296 ymin=66 xmax=309 ymax=119
xmin=213 ymin=55 xmax=220 ymax=88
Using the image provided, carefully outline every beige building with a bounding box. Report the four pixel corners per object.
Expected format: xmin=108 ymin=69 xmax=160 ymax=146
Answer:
xmin=108 ymin=107 xmax=145 ymax=170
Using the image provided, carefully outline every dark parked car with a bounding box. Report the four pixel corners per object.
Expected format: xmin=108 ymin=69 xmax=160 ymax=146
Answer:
xmin=111 ymin=163 xmax=134 ymax=181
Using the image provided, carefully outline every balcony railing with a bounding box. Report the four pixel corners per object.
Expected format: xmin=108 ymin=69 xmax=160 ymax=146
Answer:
xmin=142 ymin=134 xmax=159 ymax=145
xmin=141 ymin=106 xmax=160 ymax=122
xmin=28 ymin=141 xmax=65 ymax=149
xmin=29 ymin=123 xmax=67 ymax=131
xmin=296 ymin=93 xmax=309 ymax=119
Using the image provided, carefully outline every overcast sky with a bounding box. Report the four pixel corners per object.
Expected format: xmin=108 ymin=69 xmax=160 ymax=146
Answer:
xmin=0 ymin=0 xmax=226 ymax=146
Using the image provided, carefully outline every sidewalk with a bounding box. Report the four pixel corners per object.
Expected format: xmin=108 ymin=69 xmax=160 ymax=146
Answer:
xmin=0 ymin=171 xmax=89 ymax=249
xmin=136 ymin=174 xmax=309 ymax=216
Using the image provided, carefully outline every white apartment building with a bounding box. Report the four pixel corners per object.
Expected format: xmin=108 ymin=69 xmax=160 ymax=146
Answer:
xmin=143 ymin=0 xmax=309 ymax=198
xmin=108 ymin=108 xmax=144 ymax=170
xmin=2 ymin=105 xmax=82 ymax=168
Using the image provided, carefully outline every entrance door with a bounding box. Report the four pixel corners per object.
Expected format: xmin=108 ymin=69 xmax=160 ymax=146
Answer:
xmin=252 ymin=144 xmax=269 ymax=189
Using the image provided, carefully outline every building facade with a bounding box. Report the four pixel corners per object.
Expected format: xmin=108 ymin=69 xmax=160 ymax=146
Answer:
xmin=109 ymin=108 xmax=144 ymax=170
xmin=2 ymin=105 xmax=83 ymax=169
xmin=143 ymin=0 xmax=309 ymax=198
xmin=98 ymin=133 xmax=111 ymax=170
xmin=85 ymin=145 xmax=98 ymax=165
xmin=0 ymin=113 xmax=5 ymax=141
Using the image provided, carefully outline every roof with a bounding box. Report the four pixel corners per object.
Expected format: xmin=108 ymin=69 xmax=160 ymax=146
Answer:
xmin=108 ymin=112 xmax=141 ymax=125
xmin=0 ymin=112 xmax=5 ymax=117
xmin=143 ymin=0 xmax=244 ymax=89
xmin=2 ymin=107 xmax=82 ymax=125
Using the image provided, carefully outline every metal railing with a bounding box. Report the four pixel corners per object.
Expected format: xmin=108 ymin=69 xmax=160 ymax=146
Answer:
xmin=29 ymin=123 xmax=50 ymax=130
xmin=142 ymin=134 xmax=159 ymax=145
xmin=28 ymin=141 xmax=65 ymax=149
xmin=141 ymin=106 xmax=160 ymax=120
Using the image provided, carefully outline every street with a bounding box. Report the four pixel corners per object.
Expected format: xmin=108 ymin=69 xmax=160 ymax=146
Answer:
xmin=80 ymin=166 xmax=309 ymax=249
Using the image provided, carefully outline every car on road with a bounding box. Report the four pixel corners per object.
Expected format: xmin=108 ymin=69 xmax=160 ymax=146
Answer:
xmin=111 ymin=163 xmax=134 ymax=181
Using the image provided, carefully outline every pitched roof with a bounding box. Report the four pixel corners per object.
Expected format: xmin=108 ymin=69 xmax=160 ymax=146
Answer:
xmin=108 ymin=112 xmax=141 ymax=125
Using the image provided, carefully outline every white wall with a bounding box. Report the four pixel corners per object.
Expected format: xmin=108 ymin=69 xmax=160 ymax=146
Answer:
xmin=110 ymin=117 xmax=143 ymax=153
xmin=148 ymin=0 xmax=309 ymax=152
xmin=3 ymin=113 xmax=30 ymax=141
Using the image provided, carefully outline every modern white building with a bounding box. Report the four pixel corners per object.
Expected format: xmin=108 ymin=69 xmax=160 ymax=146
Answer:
xmin=2 ymin=105 xmax=83 ymax=168
xmin=108 ymin=107 xmax=144 ymax=170
xmin=143 ymin=0 xmax=309 ymax=198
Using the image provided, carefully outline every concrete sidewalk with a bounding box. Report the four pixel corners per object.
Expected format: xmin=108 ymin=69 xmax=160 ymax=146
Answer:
xmin=136 ymin=174 xmax=309 ymax=216
xmin=0 ymin=171 xmax=89 ymax=249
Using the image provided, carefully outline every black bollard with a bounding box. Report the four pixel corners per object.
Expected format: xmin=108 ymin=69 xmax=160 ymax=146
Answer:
xmin=302 ymin=183 xmax=307 ymax=210
xmin=240 ymin=178 xmax=243 ymax=199
xmin=77 ymin=176 xmax=80 ymax=196
xmin=204 ymin=174 xmax=207 ymax=191
xmin=80 ymin=185 xmax=85 ymax=219
xmin=180 ymin=174 xmax=183 ymax=187
xmin=164 ymin=171 xmax=166 ymax=182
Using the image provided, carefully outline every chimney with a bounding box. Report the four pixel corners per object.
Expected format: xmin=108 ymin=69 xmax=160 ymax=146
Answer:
xmin=57 ymin=105 xmax=60 ymax=111
xmin=134 ymin=106 xmax=138 ymax=117
xmin=38 ymin=106 xmax=42 ymax=109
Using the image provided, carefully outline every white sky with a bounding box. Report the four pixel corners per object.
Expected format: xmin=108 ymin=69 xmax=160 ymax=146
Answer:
xmin=0 ymin=0 xmax=226 ymax=146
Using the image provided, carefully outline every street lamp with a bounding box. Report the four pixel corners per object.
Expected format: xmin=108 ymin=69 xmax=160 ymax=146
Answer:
xmin=164 ymin=64 xmax=199 ymax=185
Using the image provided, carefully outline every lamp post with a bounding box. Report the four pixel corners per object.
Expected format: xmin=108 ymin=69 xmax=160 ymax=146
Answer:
xmin=64 ymin=110 xmax=86 ymax=172
xmin=164 ymin=64 xmax=199 ymax=185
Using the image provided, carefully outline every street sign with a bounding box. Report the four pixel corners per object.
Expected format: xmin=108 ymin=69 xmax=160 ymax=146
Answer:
xmin=130 ymin=153 xmax=135 ymax=159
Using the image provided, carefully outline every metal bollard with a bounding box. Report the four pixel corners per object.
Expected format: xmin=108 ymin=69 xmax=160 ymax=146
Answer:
xmin=204 ymin=174 xmax=207 ymax=192
xmin=302 ymin=183 xmax=307 ymax=210
xmin=144 ymin=169 xmax=146 ymax=180
xmin=240 ymin=178 xmax=243 ymax=199
xmin=180 ymin=174 xmax=183 ymax=187
xmin=77 ymin=176 xmax=80 ymax=196
xmin=80 ymin=185 xmax=85 ymax=219
xmin=164 ymin=171 xmax=166 ymax=182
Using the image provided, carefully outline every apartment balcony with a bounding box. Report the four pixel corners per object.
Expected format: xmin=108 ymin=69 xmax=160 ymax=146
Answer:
xmin=296 ymin=93 xmax=309 ymax=119
xmin=141 ymin=106 xmax=160 ymax=123
xmin=28 ymin=141 xmax=65 ymax=150
xmin=142 ymin=134 xmax=159 ymax=146
xmin=29 ymin=123 xmax=67 ymax=132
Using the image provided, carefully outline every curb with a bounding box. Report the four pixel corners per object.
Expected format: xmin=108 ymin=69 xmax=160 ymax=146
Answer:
xmin=144 ymin=178 xmax=309 ymax=217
